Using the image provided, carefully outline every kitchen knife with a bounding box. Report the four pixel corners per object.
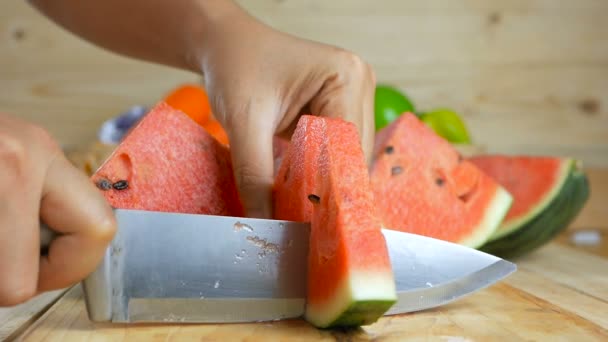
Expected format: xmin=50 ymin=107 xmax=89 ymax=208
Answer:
xmin=40 ymin=209 xmax=516 ymax=323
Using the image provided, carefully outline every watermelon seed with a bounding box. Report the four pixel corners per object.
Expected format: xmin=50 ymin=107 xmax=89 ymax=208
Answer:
xmin=307 ymin=194 xmax=321 ymax=204
xmin=436 ymin=178 xmax=445 ymax=186
xmin=391 ymin=166 xmax=403 ymax=175
xmin=112 ymin=180 xmax=129 ymax=190
xmin=385 ymin=146 xmax=394 ymax=154
xmin=95 ymin=179 xmax=112 ymax=191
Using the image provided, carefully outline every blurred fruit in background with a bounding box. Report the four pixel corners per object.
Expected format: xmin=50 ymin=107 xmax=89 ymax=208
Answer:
xmin=163 ymin=84 xmax=229 ymax=146
xmin=419 ymin=108 xmax=472 ymax=144
xmin=163 ymin=84 xmax=212 ymax=127
xmin=374 ymin=84 xmax=416 ymax=130
xmin=373 ymin=84 xmax=472 ymax=144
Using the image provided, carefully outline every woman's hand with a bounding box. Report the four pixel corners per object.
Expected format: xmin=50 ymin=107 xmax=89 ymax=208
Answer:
xmin=0 ymin=113 xmax=116 ymax=306
xmin=199 ymin=12 xmax=376 ymax=218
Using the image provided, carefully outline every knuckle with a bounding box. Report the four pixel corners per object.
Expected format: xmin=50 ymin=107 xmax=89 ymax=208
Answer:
xmin=336 ymin=50 xmax=368 ymax=73
xmin=0 ymin=132 xmax=27 ymax=169
xmin=0 ymin=280 xmax=37 ymax=306
xmin=27 ymin=124 xmax=59 ymax=152
xmin=0 ymin=123 xmax=59 ymax=172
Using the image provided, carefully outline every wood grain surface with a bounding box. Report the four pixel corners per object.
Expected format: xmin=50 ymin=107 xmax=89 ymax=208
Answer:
xmin=0 ymin=290 xmax=65 ymax=341
xmin=1 ymin=0 xmax=607 ymax=166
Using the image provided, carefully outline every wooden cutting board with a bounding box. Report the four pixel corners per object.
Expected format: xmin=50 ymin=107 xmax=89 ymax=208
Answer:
xmin=13 ymin=240 xmax=608 ymax=341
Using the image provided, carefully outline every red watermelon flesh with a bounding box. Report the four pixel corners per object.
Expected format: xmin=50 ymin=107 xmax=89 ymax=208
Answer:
xmin=272 ymin=124 xmax=322 ymax=222
xmin=469 ymin=155 xmax=571 ymax=240
xmin=273 ymin=115 xmax=396 ymax=328
xmin=370 ymin=113 xmax=512 ymax=248
xmin=91 ymin=102 xmax=244 ymax=216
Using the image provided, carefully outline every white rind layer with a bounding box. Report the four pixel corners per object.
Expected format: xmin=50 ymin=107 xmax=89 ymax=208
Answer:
xmin=304 ymin=270 xmax=397 ymax=328
xmin=460 ymin=186 xmax=513 ymax=248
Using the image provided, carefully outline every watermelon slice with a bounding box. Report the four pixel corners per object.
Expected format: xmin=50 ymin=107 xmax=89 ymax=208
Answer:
xmin=470 ymin=155 xmax=590 ymax=258
xmin=273 ymin=115 xmax=397 ymax=328
xmin=370 ymin=113 xmax=513 ymax=248
xmin=91 ymin=102 xmax=244 ymax=216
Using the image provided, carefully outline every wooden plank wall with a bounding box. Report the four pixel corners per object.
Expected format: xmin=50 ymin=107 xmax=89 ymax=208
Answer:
xmin=1 ymin=0 xmax=607 ymax=166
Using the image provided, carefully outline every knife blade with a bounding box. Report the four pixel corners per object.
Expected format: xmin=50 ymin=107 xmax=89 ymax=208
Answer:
xmin=40 ymin=209 xmax=516 ymax=323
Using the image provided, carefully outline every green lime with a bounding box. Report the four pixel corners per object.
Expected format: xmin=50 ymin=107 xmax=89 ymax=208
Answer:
xmin=419 ymin=108 xmax=472 ymax=144
xmin=374 ymin=85 xmax=415 ymax=130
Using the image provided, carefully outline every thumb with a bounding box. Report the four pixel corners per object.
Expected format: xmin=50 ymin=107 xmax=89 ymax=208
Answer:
xmin=225 ymin=102 xmax=277 ymax=219
xmin=38 ymin=153 xmax=116 ymax=292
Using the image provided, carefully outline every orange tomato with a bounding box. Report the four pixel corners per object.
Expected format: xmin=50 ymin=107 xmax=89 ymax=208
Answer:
xmin=163 ymin=84 xmax=212 ymax=127
xmin=163 ymin=83 xmax=229 ymax=146
xmin=203 ymin=118 xmax=230 ymax=146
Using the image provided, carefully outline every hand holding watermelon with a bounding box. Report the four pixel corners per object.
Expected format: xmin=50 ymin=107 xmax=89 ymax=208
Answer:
xmin=30 ymin=0 xmax=377 ymax=219
xmin=0 ymin=113 xmax=117 ymax=306
xmin=196 ymin=20 xmax=376 ymax=218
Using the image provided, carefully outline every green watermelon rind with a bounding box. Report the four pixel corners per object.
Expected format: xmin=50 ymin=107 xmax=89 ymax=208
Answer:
xmin=487 ymin=158 xmax=573 ymax=242
xmin=459 ymin=186 xmax=514 ymax=249
xmin=327 ymin=300 xmax=395 ymax=327
xmin=479 ymin=161 xmax=590 ymax=259
xmin=304 ymin=271 xmax=397 ymax=329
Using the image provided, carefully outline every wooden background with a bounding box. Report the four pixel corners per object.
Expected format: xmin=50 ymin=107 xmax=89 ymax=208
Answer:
xmin=1 ymin=0 xmax=607 ymax=166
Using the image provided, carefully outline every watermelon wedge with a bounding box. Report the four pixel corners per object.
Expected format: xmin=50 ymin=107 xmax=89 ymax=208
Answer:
xmin=370 ymin=113 xmax=513 ymax=248
xmin=273 ymin=115 xmax=397 ymax=328
xmin=470 ymin=155 xmax=590 ymax=258
xmin=91 ymin=102 xmax=244 ymax=216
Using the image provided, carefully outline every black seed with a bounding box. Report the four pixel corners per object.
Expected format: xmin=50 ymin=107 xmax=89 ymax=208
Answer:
xmin=391 ymin=166 xmax=403 ymax=176
xmin=384 ymin=146 xmax=394 ymax=154
xmin=307 ymin=194 xmax=321 ymax=204
xmin=458 ymin=154 xmax=464 ymax=163
xmin=436 ymin=178 xmax=445 ymax=186
xmin=95 ymin=179 xmax=113 ymax=191
xmin=112 ymin=180 xmax=129 ymax=190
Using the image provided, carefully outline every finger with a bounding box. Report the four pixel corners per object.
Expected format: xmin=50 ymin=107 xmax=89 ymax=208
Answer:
xmin=0 ymin=137 xmax=41 ymax=305
xmin=309 ymin=61 xmax=375 ymax=164
xmin=360 ymin=63 xmax=377 ymax=165
xmin=37 ymin=153 xmax=116 ymax=292
xmin=225 ymin=100 xmax=278 ymax=219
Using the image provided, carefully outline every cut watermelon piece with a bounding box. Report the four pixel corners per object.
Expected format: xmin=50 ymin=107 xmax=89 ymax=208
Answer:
xmin=470 ymin=155 xmax=590 ymax=258
xmin=370 ymin=113 xmax=513 ymax=248
xmin=91 ymin=102 xmax=244 ymax=216
xmin=273 ymin=115 xmax=397 ymax=328
xmin=469 ymin=155 xmax=571 ymax=241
